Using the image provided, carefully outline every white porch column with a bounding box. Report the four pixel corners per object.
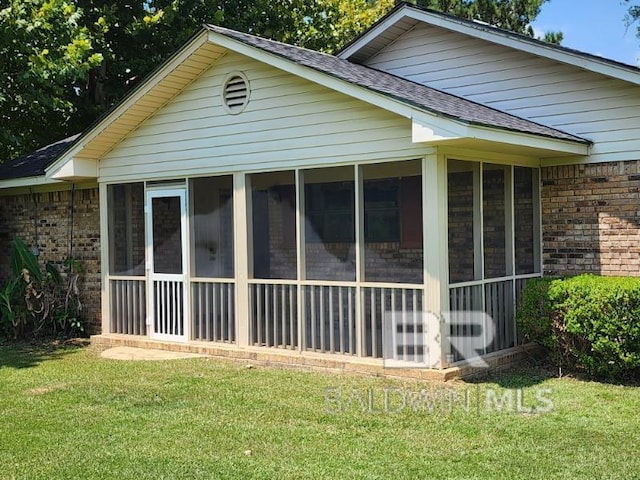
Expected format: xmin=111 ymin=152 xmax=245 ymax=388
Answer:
xmin=234 ymin=173 xmax=251 ymax=347
xmin=423 ymin=152 xmax=449 ymax=368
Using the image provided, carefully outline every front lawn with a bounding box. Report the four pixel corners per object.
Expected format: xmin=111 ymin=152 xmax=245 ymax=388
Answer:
xmin=0 ymin=344 xmax=638 ymax=479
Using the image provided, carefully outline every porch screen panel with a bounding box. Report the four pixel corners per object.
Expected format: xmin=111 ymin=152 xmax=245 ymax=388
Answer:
xmin=514 ymin=167 xmax=541 ymax=274
xmin=304 ymin=166 xmax=355 ymax=281
xmin=190 ymin=176 xmax=234 ymax=278
xmin=249 ymin=171 xmax=297 ymax=350
xmin=107 ymin=183 xmax=145 ymax=276
xmin=250 ymin=171 xmax=297 ymax=280
xmin=483 ymin=164 xmax=509 ymax=279
xmin=448 ymin=161 xmax=478 ymax=283
xmin=362 ymin=160 xmax=423 ymax=284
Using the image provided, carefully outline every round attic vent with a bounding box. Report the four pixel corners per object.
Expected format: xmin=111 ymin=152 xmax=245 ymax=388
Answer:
xmin=222 ymin=72 xmax=250 ymax=114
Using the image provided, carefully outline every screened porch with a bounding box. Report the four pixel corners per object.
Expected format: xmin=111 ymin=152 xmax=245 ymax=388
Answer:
xmin=102 ymin=156 xmax=541 ymax=368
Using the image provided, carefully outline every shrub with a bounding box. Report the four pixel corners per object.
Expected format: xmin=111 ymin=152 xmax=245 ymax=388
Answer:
xmin=517 ymin=275 xmax=640 ymax=379
xmin=0 ymin=237 xmax=86 ymax=340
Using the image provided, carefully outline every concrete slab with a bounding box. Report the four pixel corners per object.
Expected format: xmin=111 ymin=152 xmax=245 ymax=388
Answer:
xmin=101 ymin=346 xmax=209 ymax=361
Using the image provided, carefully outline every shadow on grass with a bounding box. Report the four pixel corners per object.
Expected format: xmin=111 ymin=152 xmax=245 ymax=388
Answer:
xmin=463 ymin=351 xmax=640 ymax=388
xmin=462 ymin=352 xmax=558 ymax=388
xmin=0 ymin=339 xmax=88 ymax=369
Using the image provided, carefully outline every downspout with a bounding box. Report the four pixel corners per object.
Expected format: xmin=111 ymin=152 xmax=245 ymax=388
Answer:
xmin=67 ymin=184 xmax=76 ymax=270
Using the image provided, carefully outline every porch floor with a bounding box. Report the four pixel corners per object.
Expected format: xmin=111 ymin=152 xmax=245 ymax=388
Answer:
xmin=91 ymin=334 xmax=540 ymax=381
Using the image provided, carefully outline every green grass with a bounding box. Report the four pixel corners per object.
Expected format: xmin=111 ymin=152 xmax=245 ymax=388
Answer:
xmin=1 ymin=344 xmax=639 ymax=479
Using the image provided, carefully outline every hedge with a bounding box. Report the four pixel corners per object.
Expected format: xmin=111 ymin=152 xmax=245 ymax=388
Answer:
xmin=517 ymin=274 xmax=640 ymax=379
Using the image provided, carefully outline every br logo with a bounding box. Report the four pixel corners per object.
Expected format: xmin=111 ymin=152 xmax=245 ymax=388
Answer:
xmin=383 ymin=310 xmax=496 ymax=369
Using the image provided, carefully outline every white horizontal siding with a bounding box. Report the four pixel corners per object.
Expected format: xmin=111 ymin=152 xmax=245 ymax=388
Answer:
xmin=366 ymin=23 xmax=640 ymax=163
xmin=99 ymin=52 xmax=425 ymax=183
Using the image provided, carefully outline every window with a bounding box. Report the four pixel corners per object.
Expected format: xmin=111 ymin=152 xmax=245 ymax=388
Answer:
xmin=304 ymin=177 xmax=415 ymax=245
xmin=305 ymin=182 xmax=354 ymax=243
xmin=364 ymin=179 xmax=400 ymax=243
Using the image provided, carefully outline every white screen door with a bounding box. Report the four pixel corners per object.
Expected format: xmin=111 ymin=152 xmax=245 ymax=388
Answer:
xmin=147 ymin=189 xmax=188 ymax=341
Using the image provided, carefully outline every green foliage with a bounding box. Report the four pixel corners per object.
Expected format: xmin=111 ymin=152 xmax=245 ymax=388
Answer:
xmin=406 ymin=0 xmax=561 ymax=41
xmin=517 ymin=274 xmax=640 ymax=379
xmin=625 ymin=1 xmax=640 ymax=37
xmin=0 ymin=0 xmax=103 ymax=161
xmin=0 ymin=236 xmax=86 ymax=340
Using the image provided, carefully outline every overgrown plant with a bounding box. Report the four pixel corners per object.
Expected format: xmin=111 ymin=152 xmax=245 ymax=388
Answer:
xmin=0 ymin=237 xmax=86 ymax=340
xmin=517 ymin=275 xmax=640 ymax=380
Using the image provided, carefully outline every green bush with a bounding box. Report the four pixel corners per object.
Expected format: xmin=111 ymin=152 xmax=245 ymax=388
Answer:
xmin=517 ymin=275 xmax=640 ymax=379
xmin=0 ymin=237 xmax=86 ymax=340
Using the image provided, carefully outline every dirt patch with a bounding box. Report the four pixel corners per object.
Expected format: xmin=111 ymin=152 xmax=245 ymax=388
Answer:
xmin=100 ymin=346 xmax=209 ymax=361
xmin=27 ymin=383 xmax=68 ymax=395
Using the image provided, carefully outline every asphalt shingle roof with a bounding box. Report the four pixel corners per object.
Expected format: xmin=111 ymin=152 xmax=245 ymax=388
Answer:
xmin=205 ymin=25 xmax=590 ymax=145
xmin=0 ymin=134 xmax=79 ymax=181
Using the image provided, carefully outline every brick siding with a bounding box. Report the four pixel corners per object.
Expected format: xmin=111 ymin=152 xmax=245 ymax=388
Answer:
xmin=0 ymin=187 xmax=101 ymax=331
xmin=542 ymin=161 xmax=640 ymax=276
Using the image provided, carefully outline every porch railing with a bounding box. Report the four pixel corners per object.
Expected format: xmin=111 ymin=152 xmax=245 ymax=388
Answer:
xmin=191 ymin=280 xmax=235 ymax=343
xmin=361 ymin=285 xmax=424 ymax=359
xmin=110 ymin=277 xmax=147 ymax=335
xmin=303 ymin=283 xmax=357 ymax=355
xmin=249 ymin=281 xmax=297 ymax=349
xmin=249 ymin=281 xmax=426 ymax=359
xmin=448 ymin=273 xmax=541 ymax=363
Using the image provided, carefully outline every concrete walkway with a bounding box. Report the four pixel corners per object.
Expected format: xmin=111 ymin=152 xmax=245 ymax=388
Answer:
xmin=101 ymin=346 xmax=209 ymax=361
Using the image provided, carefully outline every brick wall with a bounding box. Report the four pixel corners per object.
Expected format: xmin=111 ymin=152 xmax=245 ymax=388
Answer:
xmin=0 ymin=187 xmax=101 ymax=331
xmin=542 ymin=161 xmax=640 ymax=276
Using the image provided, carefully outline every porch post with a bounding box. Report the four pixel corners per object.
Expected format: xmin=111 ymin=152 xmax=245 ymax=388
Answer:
xmin=423 ymin=152 xmax=449 ymax=368
xmin=234 ymin=173 xmax=251 ymax=347
xmin=295 ymin=169 xmax=305 ymax=351
xmin=354 ymin=164 xmax=364 ymax=357
xmin=99 ymin=183 xmax=111 ymax=335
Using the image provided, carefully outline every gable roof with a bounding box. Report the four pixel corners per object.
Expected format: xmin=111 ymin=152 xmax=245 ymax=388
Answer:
xmin=0 ymin=135 xmax=79 ymax=181
xmin=204 ymin=25 xmax=587 ymax=145
xmin=339 ymin=2 xmax=640 ymax=86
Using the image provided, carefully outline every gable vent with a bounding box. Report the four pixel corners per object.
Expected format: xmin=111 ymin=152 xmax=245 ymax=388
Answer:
xmin=222 ymin=72 xmax=250 ymax=114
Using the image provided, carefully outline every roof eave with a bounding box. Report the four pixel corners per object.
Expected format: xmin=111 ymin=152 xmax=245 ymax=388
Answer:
xmin=412 ymin=114 xmax=590 ymax=158
xmin=0 ymin=175 xmax=62 ymax=191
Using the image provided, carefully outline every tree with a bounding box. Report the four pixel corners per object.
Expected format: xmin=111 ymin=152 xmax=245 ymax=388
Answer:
xmin=624 ymin=1 xmax=640 ymax=36
xmin=404 ymin=0 xmax=558 ymax=38
xmin=0 ymin=0 xmax=102 ymax=162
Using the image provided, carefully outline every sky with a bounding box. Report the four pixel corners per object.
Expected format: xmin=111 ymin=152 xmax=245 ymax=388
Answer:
xmin=531 ymin=0 xmax=640 ymax=66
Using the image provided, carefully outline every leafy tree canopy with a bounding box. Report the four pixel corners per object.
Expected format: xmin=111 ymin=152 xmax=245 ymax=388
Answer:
xmin=625 ymin=1 xmax=640 ymax=40
xmin=1 ymin=0 xmax=558 ymax=162
xmin=0 ymin=0 xmax=102 ymax=162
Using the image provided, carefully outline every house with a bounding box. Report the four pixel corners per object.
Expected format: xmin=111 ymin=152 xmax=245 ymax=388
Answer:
xmin=1 ymin=3 xmax=639 ymax=373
